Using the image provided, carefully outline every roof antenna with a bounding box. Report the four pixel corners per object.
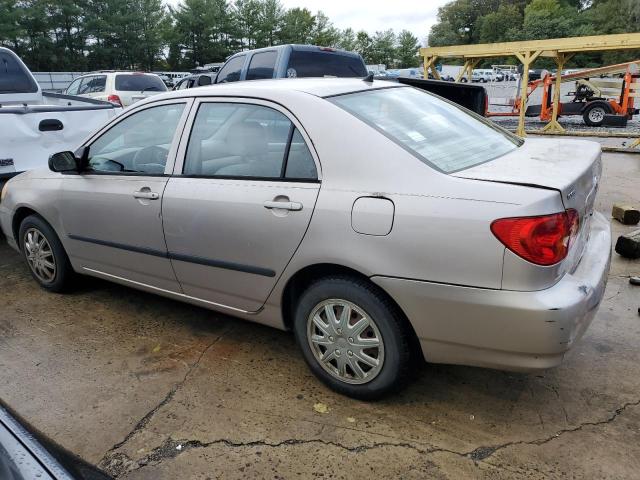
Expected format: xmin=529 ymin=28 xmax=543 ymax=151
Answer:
xmin=363 ymin=72 xmax=374 ymax=83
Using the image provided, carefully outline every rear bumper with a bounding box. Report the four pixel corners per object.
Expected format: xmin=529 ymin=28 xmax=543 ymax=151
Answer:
xmin=372 ymin=211 xmax=611 ymax=371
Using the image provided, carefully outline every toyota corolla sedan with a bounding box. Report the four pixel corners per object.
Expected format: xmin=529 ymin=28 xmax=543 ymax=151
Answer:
xmin=0 ymin=78 xmax=611 ymax=399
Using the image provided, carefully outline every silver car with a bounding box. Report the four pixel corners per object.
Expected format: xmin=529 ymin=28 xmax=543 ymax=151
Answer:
xmin=0 ymin=79 xmax=611 ymax=399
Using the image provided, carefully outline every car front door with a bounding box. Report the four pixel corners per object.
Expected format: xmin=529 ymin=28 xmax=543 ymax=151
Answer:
xmin=59 ymin=99 xmax=192 ymax=292
xmin=162 ymin=99 xmax=321 ymax=313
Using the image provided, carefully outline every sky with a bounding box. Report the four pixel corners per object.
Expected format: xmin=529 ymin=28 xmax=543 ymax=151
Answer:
xmin=166 ymin=0 xmax=449 ymax=45
xmin=278 ymin=0 xmax=448 ymax=44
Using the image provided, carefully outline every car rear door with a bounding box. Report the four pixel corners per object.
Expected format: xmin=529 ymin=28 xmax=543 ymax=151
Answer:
xmin=59 ymin=98 xmax=193 ymax=292
xmin=162 ymin=98 xmax=321 ymax=313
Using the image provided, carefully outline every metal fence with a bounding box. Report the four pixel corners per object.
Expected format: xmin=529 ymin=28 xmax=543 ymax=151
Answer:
xmin=32 ymin=72 xmax=87 ymax=92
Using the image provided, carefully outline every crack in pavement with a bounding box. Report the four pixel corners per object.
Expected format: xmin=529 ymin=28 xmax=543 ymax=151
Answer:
xmin=106 ymin=436 xmax=457 ymax=477
xmin=103 ymin=398 xmax=640 ymax=477
xmin=465 ymin=398 xmax=640 ymax=462
xmin=98 ymin=329 xmax=230 ymax=470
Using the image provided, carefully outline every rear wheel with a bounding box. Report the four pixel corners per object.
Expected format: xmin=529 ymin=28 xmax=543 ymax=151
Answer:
xmin=582 ymin=102 xmax=612 ymax=127
xmin=293 ymin=276 xmax=413 ymax=400
xmin=19 ymin=215 xmax=74 ymax=292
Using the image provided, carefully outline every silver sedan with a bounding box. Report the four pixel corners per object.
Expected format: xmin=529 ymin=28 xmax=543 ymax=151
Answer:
xmin=0 ymin=79 xmax=611 ymax=399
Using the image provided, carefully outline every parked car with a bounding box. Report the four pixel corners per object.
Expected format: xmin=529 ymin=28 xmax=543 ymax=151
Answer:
xmin=529 ymin=69 xmax=545 ymax=81
xmin=155 ymin=73 xmax=175 ymax=88
xmin=0 ymin=47 xmax=121 ymax=179
xmin=472 ymin=69 xmax=499 ymax=82
xmin=0 ymin=79 xmax=610 ymax=399
xmin=0 ymin=401 xmax=112 ymax=479
xmin=64 ymin=71 xmax=167 ymax=107
xmin=173 ymin=73 xmax=215 ymax=90
xmin=214 ymin=44 xmax=367 ymax=84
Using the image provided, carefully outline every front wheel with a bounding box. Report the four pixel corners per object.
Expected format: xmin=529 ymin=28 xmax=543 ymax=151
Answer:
xmin=19 ymin=215 xmax=75 ymax=292
xmin=293 ymin=276 xmax=413 ymax=399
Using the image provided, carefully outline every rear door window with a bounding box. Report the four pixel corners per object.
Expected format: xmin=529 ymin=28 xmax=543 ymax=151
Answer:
xmin=246 ymin=51 xmax=277 ymax=81
xmin=286 ymin=50 xmax=367 ymax=78
xmin=216 ymin=56 xmax=245 ymax=83
xmin=115 ymin=74 xmax=167 ymax=92
xmin=0 ymin=51 xmax=38 ymax=93
xmin=285 ymin=128 xmax=317 ymax=180
xmin=183 ymin=102 xmax=317 ymax=181
xmin=81 ymin=75 xmax=106 ymax=93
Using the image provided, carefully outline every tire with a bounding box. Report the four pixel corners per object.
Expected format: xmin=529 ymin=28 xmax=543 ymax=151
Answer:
xmin=582 ymin=102 xmax=612 ymax=127
xmin=293 ymin=276 xmax=413 ymax=400
xmin=18 ymin=215 xmax=74 ymax=293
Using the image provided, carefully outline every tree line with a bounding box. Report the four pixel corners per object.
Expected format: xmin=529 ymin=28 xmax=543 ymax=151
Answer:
xmin=428 ymin=0 xmax=640 ymax=66
xmin=0 ymin=0 xmax=421 ymax=71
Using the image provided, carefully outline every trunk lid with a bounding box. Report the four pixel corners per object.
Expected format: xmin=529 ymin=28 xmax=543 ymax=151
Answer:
xmin=453 ymin=138 xmax=602 ymax=270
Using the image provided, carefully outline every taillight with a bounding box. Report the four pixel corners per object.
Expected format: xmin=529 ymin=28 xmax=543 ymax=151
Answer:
xmin=491 ymin=209 xmax=579 ymax=266
xmin=107 ymin=94 xmax=122 ymax=107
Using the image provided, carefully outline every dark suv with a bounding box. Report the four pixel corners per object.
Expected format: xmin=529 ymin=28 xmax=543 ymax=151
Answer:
xmin=214 ymin=44 xmax=368 ymax=84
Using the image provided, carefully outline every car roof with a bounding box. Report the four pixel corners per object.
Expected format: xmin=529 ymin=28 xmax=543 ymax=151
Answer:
xmin=139 ymin=78 xmax=403 ymax=105
xmin=225 ymin=44 xmax=363 ymax=60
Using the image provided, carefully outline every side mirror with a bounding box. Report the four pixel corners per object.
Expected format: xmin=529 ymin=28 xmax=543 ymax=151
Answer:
xmin=48 ymin=146 xmax=89 ymax=173
xmin=48 ymin=151 xmax=78 ymax=172
xmin=197 ymin=75 xmax=211 ymax=86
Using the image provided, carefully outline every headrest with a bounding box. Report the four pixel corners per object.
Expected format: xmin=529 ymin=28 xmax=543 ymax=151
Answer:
xmin=226 ymin=122 xmax=267 ymax=158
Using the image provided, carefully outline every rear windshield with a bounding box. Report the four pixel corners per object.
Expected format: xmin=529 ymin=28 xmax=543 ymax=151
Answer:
xmin=115 ymin=74 xmax=167 ymax=92
xmin=0 ymin=51 xmax=38 ymax=94
xmin=329 ymin=87 xmax=520 ymax=173
xmin=287 ymin=50 xmax=367 ymax=78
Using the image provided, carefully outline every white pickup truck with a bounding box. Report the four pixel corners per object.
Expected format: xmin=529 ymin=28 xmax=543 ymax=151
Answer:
xmin=0 ymin=47 xmax=121 ymax=179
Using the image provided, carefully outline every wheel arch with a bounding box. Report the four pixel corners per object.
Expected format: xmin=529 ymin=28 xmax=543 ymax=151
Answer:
xmin=280 ymin=263 xmax=423 ymax=360
xmin=11 ymin=206 xmax=40 ymax=244
xmin=581 ymin=99 xmax=613 ymax=114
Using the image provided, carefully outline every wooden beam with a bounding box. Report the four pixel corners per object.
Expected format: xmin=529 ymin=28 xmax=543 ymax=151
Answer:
xmin=420 ymin=33 xmax=640 ymax=59
xmin=543 ymin=52 xmax=575 ymax=133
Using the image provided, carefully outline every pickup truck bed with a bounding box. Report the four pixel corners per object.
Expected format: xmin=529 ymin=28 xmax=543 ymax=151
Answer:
xmin=1 ymin=47 xmax=121 ymax=178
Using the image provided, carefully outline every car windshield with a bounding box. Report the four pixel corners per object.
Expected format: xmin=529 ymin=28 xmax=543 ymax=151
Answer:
xmin=329 ymin=86 xmax=521 ymax=173
xmin=286 ymin=50 xmax=367 ymax=78
xmin=115 ymin=74 xmax=167 ymax=92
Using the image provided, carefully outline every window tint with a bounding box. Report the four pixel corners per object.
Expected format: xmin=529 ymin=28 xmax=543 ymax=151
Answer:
xmin=285 ymin=129 xmax=316 ymax=179
xmin=115 ymin=74 xmax=166 ymax=92
xmin=216 ymin=56 xmax=245 ymax=83
xmin=78 ymin=75 xmax=106 ymax=94
xmin=88 ymin=103 xmax=185 ymax=175
xmin=330 ymin=87 xmax=519 ymax=173
xmin=246 ymin=51 xmax=277 ymax=81
xmin=286 ymin=50 xmax=367 ymax=78
xmin=185 ymin=103 xmax=314 ymax=180
xmin=65 ymin=78 xmax=82 ymax=95
xmin=0 ymin=51 xmax=39 ymax=93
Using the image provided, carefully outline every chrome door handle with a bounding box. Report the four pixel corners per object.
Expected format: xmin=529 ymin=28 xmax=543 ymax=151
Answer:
xmin=263 ymin=200 xmax=303 ymax=211
xmin=133 ymin=190 xmax=159 ymax=200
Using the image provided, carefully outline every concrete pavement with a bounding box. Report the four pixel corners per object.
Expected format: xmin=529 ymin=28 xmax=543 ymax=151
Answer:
xmin=0 ymin=148 xmax=639 ymax=479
